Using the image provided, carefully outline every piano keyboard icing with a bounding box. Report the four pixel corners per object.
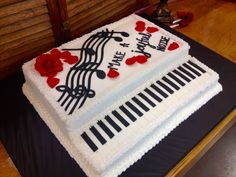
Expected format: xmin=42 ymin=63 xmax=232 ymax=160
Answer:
xmin=78 ymin=58 xmax=211 ymax=152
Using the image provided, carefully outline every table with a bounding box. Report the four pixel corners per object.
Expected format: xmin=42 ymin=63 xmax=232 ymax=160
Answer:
xmin=0 ymin=15 xmax=236 ymax=177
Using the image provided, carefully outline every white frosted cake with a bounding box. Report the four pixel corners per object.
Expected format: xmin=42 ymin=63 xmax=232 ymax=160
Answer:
xmin=22 ymin=14 xmax=222 ymax=177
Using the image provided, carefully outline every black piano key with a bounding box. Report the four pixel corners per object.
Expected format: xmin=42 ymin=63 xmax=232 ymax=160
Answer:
xmin=167 ymin=72 xmax=185 ymax=86
xmin=132 ymin=97 xmax=150 ymax=112
xmin=150 ymin=84 xmax=168 ymax=98
xmin=105 ymin=115 xmax=122 ymax=132
xmin=162 ymin=76 xmax=180 ymax=90
xmin=173 ymin=69 xmax=191 ymax=82
xmin=125 ymin=101 xmax=143 ymax=117
xmin=90 ymin=126 xmax=107 ymax=145
xmin=112 ymin=110 xmax=130 ymax=127
xmin=138 ymin=92 xmax=156 ymax=107
xmin=156 ymin=80 xmax=174 ymax=94
xmin=178 ymin=66 xmax=196 ymax=79
xmin=119 ymin=105 xmax=137 ymax=122
xmin=144 ymin=87 xmax=163 ymax=102
xmin=81 ymin=132 xmax=98 ymax=152
xmin=188 ymin=60 xmax=206 ymax=73
xmin=97 ymin=120 xmax=114 ymax=139
xmin=183 ymin=63 xmax=201 ymax=76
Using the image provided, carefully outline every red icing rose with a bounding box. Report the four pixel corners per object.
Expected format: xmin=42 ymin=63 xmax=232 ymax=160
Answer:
xmin=35 ymin=54 xmax=63 ymax=77
xmin=34 ymin=49 xmax=79 ymax=88
xmin=50 ymin=48 xmax=61 ymax=58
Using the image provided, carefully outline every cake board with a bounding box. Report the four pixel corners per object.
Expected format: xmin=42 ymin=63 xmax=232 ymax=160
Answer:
xmin=0 ymin=15 xmax=235 ymax=177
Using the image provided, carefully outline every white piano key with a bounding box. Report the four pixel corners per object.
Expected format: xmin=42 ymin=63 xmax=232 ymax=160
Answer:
xmin=116 ymin=108 xmax=133 ymax=125
xmin=164 ymin=74 xmax=183 ymax=89
xmin=129 ymin=99 xmax=146 ymax=115
xmin=140 ymin=89 xmax=160 ymax=105
xmin=100 ymin=118 xmax=118 ymax=136
xmin=93 ymin=124 xmax=110 ymax=141
xmin=176 ymin=67 xmax=193 ymax=82
xmin=125 ymin=101 xmax=143 ymax=118
xmin=149 ymin=82 xmax=170 ymax=98
xmin=135 ymin=94 xmax=153 ymax=110
xmin=119 ymin=104 xmax=138 ymax=122
xmin=181 ymin=63 xmax=198 ymax=78
xmin=109 ymin=113 xmax=127 ymax=130
xmin=86 ymin=128 xmax=102 ymax=149
xmin=169 ymin=70 xmax=189 ymax=85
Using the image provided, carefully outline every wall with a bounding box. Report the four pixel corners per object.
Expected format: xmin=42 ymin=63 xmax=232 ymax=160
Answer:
xmin=0 ymin=0 xmax=153 ymax=79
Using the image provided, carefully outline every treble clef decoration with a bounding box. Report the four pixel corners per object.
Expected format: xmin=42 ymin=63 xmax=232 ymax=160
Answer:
xmin=56 ymin=85 xmax=95 ymax=99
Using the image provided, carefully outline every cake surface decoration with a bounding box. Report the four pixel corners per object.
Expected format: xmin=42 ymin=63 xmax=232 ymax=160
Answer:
xmin=22 ymin=14 xmax=222 ymax=177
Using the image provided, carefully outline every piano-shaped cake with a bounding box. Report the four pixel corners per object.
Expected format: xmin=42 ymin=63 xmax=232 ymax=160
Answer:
xmin=22 ymin=14 xmax=222 ymax=177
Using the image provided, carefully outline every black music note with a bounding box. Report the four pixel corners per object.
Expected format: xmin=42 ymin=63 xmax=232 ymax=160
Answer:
xmin=96 ymin=70 xmax=106 ymax=79
xmin=62 ymin=48 xmax=96 ymax=55
xmin=94 ymin=30 xmax=130 ymax=42
xmin=113 ymin=37 xmax=123 ymax=42
xmin=113 ymin=31 xmax=129 ymax=37
xmin=75 ymin=62 xmax=106 ymax=79
xmin=96 ymin=31 xmax=109 ymax=38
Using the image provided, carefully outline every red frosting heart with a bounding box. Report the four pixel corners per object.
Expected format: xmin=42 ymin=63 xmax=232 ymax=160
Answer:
xmin=107 ymin=69 xmax=119 ymax=78
xmin=64 ymin=56 xmax=79 ymax=65
xmin=50 ymin=48 xmax=61 ymax=58
xmin=125 ymin=55 xmax=148 ymax=65
xmin=146 ymin=27 xmax=158 ymax=33
xmin=135 ymin=21 xmax=146 ymax=32
xmin=47 ymin=77 xmax=60 ymax=88
xmin=61 ymin=51 xmax=71 ymax=58
xmin=125 ymin=57 xmax=136 ymax=65
xmin=168 ymin=42 xmax=179 ymax=51
xmin=136 ymin=55 xmax=148 ymax=64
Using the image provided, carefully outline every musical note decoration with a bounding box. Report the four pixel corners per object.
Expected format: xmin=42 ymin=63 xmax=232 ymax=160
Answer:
xmin=96 ymin=69 xmax=106 ymax=79
xmin=95 ymin=30 xmax=129 ymax=42
xmin=56 ymin=29 xmax=129 ymax=114
xmin=73 ymin=62 xmax=106 ymax=80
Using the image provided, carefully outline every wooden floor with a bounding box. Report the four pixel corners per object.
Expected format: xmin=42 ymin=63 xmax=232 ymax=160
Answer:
xmin=0 ymin=142 xmax=21 ymax=177
xmin=0 ymin=0 xmax=235 ymax=177
xmin=169 ymin=0 xmax=236 ymax=63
